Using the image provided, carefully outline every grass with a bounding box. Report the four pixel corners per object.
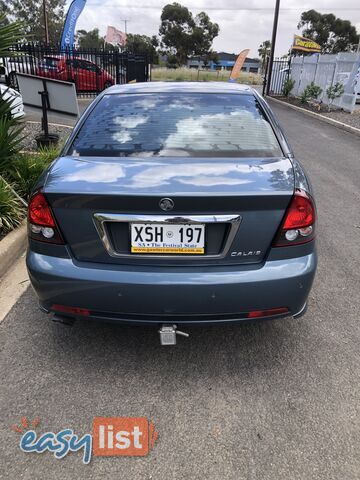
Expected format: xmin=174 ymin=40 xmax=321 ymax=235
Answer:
xmin=5 ymin=146 xmax=60 ymax=201
xmin=0 ymin=146 xmax=60 ymax=236
xmin=151 ymin=67 xmax=263 ymax=85
xmin=0 ymin=92 xmax=26 ymax=173
xmin=0 ymin=177 xmax=24 ymax=234
xmin=7 ymin=153 xmax=51 ymax=201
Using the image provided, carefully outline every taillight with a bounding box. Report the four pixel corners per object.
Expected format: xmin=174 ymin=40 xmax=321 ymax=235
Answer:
xmin=247 ymin=307 xmax=289 ymax=318
xmin=273 ymin=189 xmax=316 ymax=247
xmin=52 ymin=304 xmax=90 ymax=316
xmin=28 ymin=191 xmax=64 ymax=244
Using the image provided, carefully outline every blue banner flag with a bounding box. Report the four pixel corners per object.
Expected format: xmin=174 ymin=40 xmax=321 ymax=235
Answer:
xmin=60 ymin=0 xmax=87 ymax=49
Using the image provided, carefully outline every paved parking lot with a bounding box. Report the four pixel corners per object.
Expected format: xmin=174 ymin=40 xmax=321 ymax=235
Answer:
xmin=0 ymin=101 xmax=359 ymax=479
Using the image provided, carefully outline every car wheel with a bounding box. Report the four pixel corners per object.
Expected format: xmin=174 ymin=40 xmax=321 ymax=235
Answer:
xmin=8 ymin=71 xmax=18 ymax=89
xmin=104 ymin=81 xmax=112 ymax=90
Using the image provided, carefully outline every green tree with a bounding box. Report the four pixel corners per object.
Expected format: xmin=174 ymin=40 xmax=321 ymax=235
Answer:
xmin=326 ymin=82 xmax=344 ymax=111
xmin=159 ymin=2 xmax=219 ymax=67
xmin=76 ymin=28 xmax=104 ymax=49
xmin=126 ymin=34 xmax=159 ymax=63
xmin=0 ymin=1 xmax=9 ymax=23
xmin=7 ymin=0 xmax=66 ymax=44
xmin=202 ymin=50 xmax=218 ymax=68
xmin=191 ymin=12 xmax=219 ymax=58
xmin=298 ymin=10 xmax=359 ymax=53
xmin=258 ymin=40 xmax=271 ymax=71
xmin=76 ymin=29 xmax=121 ymax=51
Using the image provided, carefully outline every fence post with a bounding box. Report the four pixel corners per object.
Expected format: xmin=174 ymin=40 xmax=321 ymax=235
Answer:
xmin=262 ymin=56 xmax=269 ymax=96
xmin=330 ymin=54 xmax=340 ymax=106
xmin=298 ymin=56 xmax=304 ymax=95
xmin=147 ymin=57 xmax=151 ymax=82
xmin=314 ymin=54 xmax=319 ymax=86
xmin=286 ymin=56 xmax=291 ymax=83
xmin=115 ymin=51 xmax=120 ymax=84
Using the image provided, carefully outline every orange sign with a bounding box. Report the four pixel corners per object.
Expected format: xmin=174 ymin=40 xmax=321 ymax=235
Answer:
xmin=93 ymin=417 xmax=158 ymax=457
xmin=229 ymin=49 xmax=250 ymax=81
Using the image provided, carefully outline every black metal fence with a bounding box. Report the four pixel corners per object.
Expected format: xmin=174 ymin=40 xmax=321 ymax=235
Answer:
xmin=2 ymin=43 xmax=150 ymax=96
xmin=263 ymin=57 xmax=291 ymax=96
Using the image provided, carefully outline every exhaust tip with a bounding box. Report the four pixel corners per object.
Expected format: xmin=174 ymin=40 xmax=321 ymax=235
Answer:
xmin=52 ymin=314 xmax=76 ymax=326
xmin=159 ymin=324 xmax=189 ymax=345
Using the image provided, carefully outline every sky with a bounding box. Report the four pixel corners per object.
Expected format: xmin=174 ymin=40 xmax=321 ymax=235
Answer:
xmin=73 ymin=0 xmax=360 ymax=57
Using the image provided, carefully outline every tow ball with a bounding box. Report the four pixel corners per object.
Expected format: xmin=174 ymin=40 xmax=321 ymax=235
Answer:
xmin=159 ymin=325 xmax=189 ymax=345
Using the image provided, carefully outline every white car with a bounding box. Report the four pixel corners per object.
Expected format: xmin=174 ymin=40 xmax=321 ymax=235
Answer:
xmin=0 ymin=84 xmax=25 ymax=118
xmin=2 ymin=55 xmax=38 ymax=88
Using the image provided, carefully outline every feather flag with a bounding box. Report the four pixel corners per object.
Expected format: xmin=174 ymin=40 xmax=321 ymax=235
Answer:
xmin=229 ymin=49 xmax=250 ymax=82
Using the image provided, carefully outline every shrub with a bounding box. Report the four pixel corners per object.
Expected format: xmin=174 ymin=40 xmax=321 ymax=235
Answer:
xmin=0 ymin=177 xmax=24 ymax=234
xmin=0 ymin=14 xmax=26 ymax=174
xmin=5 ymin=147 xmax=60 ymax=200
xmin=300 ymin=81 xmax=323 ymax=104
xmin=282 ymin=77 xmax=295 ymax=97
xmin=31 ymin=145 xmax=61 ymax=165
xmin=7 ymin=154 xmax=48 ymax=200
xmin=0 ymin=92 xmax=25 ymax=173
xmin=300 ymin=90 xmax=308 ymax=104
xmin=326 ymin=82 xmax=344 ymax=111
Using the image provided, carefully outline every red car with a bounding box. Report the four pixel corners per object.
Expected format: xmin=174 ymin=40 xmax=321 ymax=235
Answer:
xmin=36 ymin=56 xmax=115 ymax=91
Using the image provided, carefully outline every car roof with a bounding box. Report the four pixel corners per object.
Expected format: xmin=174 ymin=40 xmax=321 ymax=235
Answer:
xmin=104 ymin=81 xmax=255 ymax=95
xmin=43 ymin=55 xmax=94 ymax=63
xmin=42 ymin=56 xmax=65 ymax=62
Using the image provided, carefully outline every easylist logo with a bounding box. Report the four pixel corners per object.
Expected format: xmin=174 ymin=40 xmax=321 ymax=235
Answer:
xmin=12 ymin=416 xmax=158 ymax=464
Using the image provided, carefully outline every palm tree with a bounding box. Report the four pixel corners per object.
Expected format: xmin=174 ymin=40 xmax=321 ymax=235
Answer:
xmin=258 ymin=40 xmax=271 ymax=72
xmin=0 ymin=13 xmax=24 ymax=57
xmin=0 ymin=14 xmax=25 ymax=173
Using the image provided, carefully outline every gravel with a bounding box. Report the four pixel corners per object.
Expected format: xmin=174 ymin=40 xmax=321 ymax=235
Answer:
xmin=274 ymin=96 xmax=360 ymax=130
xmin=20 ymin=121 xmax=73 ymax=151
xmin=321 ymin=108 xmax=360 ymax=129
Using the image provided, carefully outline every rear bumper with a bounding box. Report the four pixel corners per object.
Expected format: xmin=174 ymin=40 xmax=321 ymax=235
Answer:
xmin=26 ymin=250 xmax=317 ymax=326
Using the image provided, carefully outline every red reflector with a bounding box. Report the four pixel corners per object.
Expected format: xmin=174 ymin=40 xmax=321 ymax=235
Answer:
xmin=52 ymin=304 xmax=90 ymax=316
xmin=283 ymin=190 xmax=315 ymax=230
xmin=28 ymin=192 xmax=55 ymax=227
xmin=247 ymin=307 xmax=289 ymax=318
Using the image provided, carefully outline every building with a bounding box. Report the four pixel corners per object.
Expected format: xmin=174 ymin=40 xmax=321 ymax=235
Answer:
xmin=187 ymin=52 xmax=261 ymax=73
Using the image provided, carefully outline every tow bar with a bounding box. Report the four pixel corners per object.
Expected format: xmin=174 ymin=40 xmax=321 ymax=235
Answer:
xmin=159 ymin=325 xmax=189 ymax=345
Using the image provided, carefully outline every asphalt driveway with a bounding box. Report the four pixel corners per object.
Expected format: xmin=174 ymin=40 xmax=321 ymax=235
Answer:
xmin=0 ymin=101 xmax=359 ymax=480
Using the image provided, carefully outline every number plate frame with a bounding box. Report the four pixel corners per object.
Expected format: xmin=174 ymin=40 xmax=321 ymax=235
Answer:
xmin=93 ymin=213 xmax=241 ymax=259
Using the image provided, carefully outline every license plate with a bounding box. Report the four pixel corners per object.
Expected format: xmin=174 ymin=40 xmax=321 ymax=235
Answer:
xmin=130 ymin=223 xmax=205 ymax=254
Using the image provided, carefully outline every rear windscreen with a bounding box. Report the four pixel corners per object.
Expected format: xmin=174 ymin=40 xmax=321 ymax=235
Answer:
xmin=68 ymin=93 xmax=283 ymax=158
